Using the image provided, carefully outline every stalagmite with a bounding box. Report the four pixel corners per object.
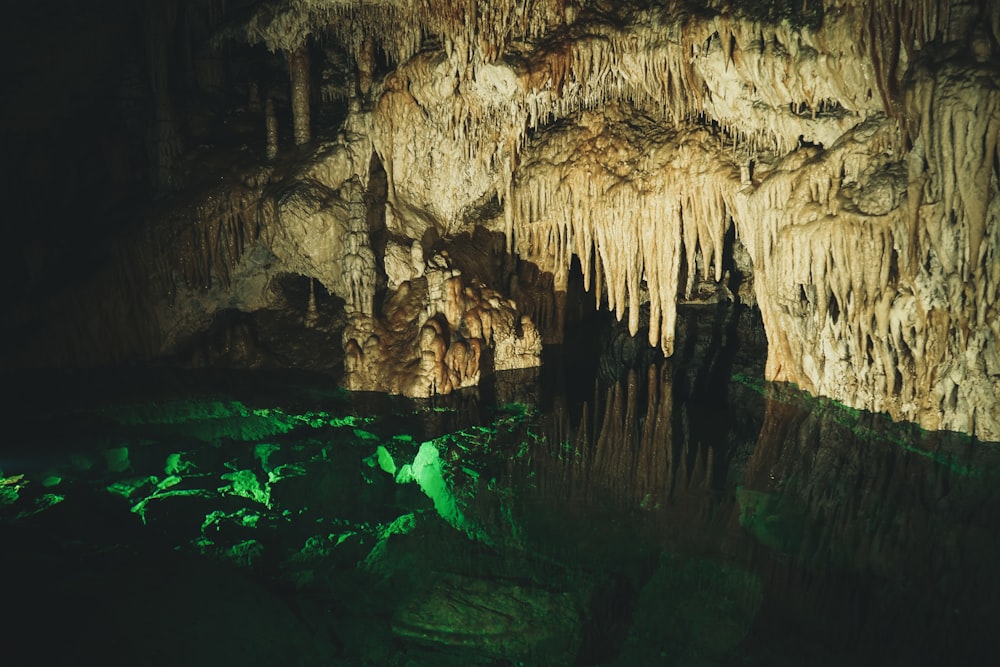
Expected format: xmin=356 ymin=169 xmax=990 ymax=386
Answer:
xmin=341 ymin=252 xmax=541 ymax=397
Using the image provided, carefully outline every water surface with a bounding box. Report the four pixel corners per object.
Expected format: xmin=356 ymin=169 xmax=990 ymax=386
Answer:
xmin=2 ymin=307 xmax=998 ymax=666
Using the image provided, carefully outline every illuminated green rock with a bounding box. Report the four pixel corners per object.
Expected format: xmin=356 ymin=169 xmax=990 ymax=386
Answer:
xmin=107 ymin=475 xmax=159 ymax=500
xmin=395 ymin=441 xmax=489 ymax=543
xmin=104 ymin=446 xmax=130 ymax=473
xmin=16 ymin=493 xmax=65 ymax=520
xmin=220 ymin=469 xmax=270 ymax=507
xmin=254 ymin=443 xmax=281 ymax=472
xmin=201 ymin=507 xmax=263 ymax=533
xmin=1 ymin=487 xmax=19 ymax=508
xmin=362 ymin=512 xmax=419 ymax=572
xmin=164 ymin=452 xmax=193 ymax=476
xmin=222 ymin=538 xmax=264 ymax=567
xmin=129 ymin=487 xmax=216 ymax=525
xmin=282 ymin=526 xmax=376 ymax=589
xmin=353 ymin=428 xmax=381 ymax=442
xmin=266 ymin=463 xmax=306 ymax=484
xmin=327 ymin=415 xmax=372 ymax=428
xmin=1 ymin=474 xmax=24 ymax=506
xmin=193 ymin=534 xmax=265 ymax=568
xmin=366 ymin=445 xmax=397 ymax=476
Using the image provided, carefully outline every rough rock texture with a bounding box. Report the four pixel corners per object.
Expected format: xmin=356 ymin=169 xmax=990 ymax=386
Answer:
xmin=7 ymin=0 xmax=999 ymax=439
xmin=343 ymin=253 xmax=542 ymax=397
xmin=511 ymin=105 xmax=736 ymax=356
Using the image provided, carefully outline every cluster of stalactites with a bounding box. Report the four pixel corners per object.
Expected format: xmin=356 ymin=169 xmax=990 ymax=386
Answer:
xmin=237 ymin=0 xmax=1000 ymax=131
xmin=420 ymin=0 xmax=571 ymax=66
xmin=905 ymin=53 xmax=1000 ymax=283
xmin=42 ymin=173 xmax=272 ymax=366
xmin=522 ymin=21 xmax=705 ymax=127
xmin=323 ymin=1 xmax=998 ymax=134
xmin=235 ymin=0 xmax=984 ymax=199
xmin=732 ymin=96 xmax=999 ymax=438
xmin=157 ymin=180 xmax=268 ymax=300
xmin=371 ymin=0 xmax=923 ymax=220
xmin=856 ymin=0 xmax=1000 ymax=116
xmin=510 ymin=108 xmax=739 ymax=357
xmin=731 ymin=120 xmax=907 ymax=363
xmin=240 ymin=0 xmax=571 ymax=66
xmin=696 ymin=11 xmax=887 ymax=151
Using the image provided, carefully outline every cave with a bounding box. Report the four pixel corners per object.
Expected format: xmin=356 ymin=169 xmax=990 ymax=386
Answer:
xmin=2 ymin=1 xmax=999 ymax=665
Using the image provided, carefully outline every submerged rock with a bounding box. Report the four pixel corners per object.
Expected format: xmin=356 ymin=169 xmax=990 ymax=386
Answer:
xmin=392 ymin=572 xmax=581 ymax=663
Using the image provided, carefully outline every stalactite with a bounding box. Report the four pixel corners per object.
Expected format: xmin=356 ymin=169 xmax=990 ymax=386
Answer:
xmin=732 ymin=69 xmax=999 ymax=440
xmin=286 ymin=43 xmax=312 ymax=146
xmin=265 ymin=96 xmax=279 ymax=159
xmin=341 ymin=186 xmax=376 ymax=316
xmin=306 ymin=278 xmax=318 ymax=327
xmin=511 ymin=105 xmax=737 ymax=357
xmin=907 ymin=56 xmax=1000 ymax=279
xmin=357 ymin=34 xmax=375 ymax=96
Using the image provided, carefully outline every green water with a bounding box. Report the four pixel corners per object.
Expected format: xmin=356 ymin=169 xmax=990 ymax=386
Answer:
xmin=2 ymin=311 xmax=998 ymax=666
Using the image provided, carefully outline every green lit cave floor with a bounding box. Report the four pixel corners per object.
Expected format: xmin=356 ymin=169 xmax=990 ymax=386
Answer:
xmin=2 ymin=354 xmax=1000 ymax=667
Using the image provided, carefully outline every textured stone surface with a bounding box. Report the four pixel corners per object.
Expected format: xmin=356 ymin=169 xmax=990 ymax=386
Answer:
xmin=343 ymin=255 xmax=542 ymax=397
xmin=8 ymin=0 xmax=998 ymax=439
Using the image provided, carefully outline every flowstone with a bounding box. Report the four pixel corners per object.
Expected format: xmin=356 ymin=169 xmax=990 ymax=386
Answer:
xmin=343 ymin=253 xmax=541 ymax=397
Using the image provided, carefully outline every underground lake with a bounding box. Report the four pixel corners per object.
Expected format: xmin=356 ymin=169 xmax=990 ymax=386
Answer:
xmin=2 ymin=305 xmax=998 ymax=666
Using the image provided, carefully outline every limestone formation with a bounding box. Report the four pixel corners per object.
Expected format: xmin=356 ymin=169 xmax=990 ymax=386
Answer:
xmin=342 ymin=252 xmax=542 ymax=397
xmin=8 ymin=0 xmax=999 ymax=440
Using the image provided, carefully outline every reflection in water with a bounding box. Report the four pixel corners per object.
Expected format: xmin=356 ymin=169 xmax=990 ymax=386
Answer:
xmin=736 ymin=389 xmax=1000 ymax=665
xmin=522 ymin=364 xmax=676 ymax=513
xmin=1 ymin=306 xmax=998 ymax=666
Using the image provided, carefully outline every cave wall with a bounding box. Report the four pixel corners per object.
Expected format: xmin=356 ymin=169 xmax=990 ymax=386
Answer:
xmin=7 ymin=0 xmax=999 ymax=440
